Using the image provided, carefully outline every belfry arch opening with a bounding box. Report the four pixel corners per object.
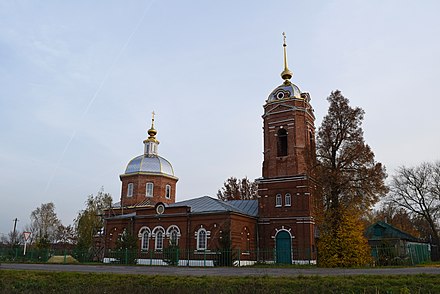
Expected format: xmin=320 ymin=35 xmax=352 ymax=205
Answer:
xmin=277 ymin=128 xmax=288 ymax=157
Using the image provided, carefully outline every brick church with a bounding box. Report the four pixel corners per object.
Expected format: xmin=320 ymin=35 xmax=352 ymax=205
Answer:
xmin=104 ymin=35 xmax=318 ymax=265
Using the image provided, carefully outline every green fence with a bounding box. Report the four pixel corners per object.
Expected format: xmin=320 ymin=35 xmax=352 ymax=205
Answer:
xmin=1 ymin=244 xmax=430 ymax=266
xmin=371 ymin=242 xmax=431 ymax=266
xmin=0 ymin=247 xmax=315 ymax=267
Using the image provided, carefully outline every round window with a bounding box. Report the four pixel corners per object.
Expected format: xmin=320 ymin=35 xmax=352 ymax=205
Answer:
xmin=156 ymin=204 xmax=165 ymax=214
xmin=276 ymin=92 xmax=285 ymax=99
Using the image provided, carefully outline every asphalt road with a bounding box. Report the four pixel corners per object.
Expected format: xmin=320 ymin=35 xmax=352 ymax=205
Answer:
xmin=2 ymin=263 xmax=440 ymax=276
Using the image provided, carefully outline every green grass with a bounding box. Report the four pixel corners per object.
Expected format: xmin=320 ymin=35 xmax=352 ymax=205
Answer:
xmin=1 ymin=270 xmax=439 ymax=293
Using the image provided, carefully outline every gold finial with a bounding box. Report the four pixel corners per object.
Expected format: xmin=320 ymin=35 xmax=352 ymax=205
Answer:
xmin=146 ymin=111 xmax=158 ymax=141
xmin=281 ymin=32 xmax=293 ymax=81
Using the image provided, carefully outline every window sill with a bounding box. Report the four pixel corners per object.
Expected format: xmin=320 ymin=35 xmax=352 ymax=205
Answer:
xmin=194 ymin=250 xmax=213 ymax=255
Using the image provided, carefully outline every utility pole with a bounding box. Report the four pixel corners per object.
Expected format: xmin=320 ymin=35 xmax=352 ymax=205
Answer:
xmin=12 ymin=218 xmax=18 ymax=245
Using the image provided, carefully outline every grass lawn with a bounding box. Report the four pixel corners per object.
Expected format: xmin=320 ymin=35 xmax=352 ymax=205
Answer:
xmin=1 ymin=270 xmax=439 ymax=293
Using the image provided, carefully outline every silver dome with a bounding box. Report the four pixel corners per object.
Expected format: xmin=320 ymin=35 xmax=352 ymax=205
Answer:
xmin=124 ymin=155 xmax=175 ymax=177
xmin=267 ymin=81 xmax=301 ymax=102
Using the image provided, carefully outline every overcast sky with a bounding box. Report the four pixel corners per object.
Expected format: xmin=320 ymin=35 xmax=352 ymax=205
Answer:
xmin=1 ymin=0 xmax=439 ymax=236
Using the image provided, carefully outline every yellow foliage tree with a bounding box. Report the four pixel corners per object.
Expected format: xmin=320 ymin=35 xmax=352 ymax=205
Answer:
xmin=317 ymin=209 xmax=372 ymax=267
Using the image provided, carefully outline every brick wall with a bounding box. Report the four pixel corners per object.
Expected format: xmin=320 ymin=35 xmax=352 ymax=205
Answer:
xmin=119 ymin=173 xmax=177 ymax=206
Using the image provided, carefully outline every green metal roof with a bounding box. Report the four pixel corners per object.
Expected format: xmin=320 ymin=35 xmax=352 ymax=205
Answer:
xmin=365 ymin=221 xmax=420 ymax=242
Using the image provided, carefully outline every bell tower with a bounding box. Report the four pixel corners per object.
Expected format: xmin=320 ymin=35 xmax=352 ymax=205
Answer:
xmin=256 ymin=33 xmax=317 ymax=263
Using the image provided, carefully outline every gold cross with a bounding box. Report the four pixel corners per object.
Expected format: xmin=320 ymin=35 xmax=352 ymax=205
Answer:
xmin=151 ymin=111 xmax=155 ymax=128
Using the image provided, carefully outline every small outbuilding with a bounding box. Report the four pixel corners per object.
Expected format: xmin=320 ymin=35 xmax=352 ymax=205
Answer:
xmin=365 ymin=221 xmax=430 ymax=265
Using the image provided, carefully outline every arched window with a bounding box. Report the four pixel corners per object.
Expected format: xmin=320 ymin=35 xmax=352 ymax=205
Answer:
xmin=285 ymin=193 xmax=291 ymax=207
xmin=127 ymin=183 xmax=133 ymax=197
xmin=166 ymin=225 xmax=181 ymax=246
xmin=156 ymin=231 xmax=164 ymax=251
xmin=146 ymin=182 xmax=154 ymax=197
xmin=165 ymin=185 xmax=171 ymax=199
xmin=138 ymin=227 xmax=151 ymax=251
xmin=170 ymin=230 xmax=178 ymax=245
xmin=277 ymin=128 xmax=288 ymax=157
xmin=197 ymin=228 xmax=207 ymax=251
xmin=152 ymin=226 xmax=165 ymax=251
xmin=276 ymin=194 xmax=282 ymax=207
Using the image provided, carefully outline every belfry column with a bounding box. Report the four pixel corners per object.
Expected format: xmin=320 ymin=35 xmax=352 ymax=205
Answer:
xmin=257 ymin=33 xmax=317 ymax=263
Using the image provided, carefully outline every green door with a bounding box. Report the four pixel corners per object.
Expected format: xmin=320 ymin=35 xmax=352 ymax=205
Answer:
xmin=276 ymin=231 xmax=292 ymax=264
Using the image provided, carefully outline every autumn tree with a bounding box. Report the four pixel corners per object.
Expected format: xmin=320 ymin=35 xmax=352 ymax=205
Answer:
xmin=75 ymin=188 xmax=112 ymax=250
xmin=30 ymin=202 xmax=61 ymax=245
xmin=316 ymin=90 xmax=388 ymax=267
xmin=217 ymin=177 xmax=258 ymax=201
xmin=387 ymin=162 xmax=440 ymax=247
xmin=318 ymin=209 xmax=372 ymax=267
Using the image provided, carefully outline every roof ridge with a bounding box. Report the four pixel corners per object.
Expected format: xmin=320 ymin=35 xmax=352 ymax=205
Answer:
xmin=374 ymin=221 xmax=419 ymax=241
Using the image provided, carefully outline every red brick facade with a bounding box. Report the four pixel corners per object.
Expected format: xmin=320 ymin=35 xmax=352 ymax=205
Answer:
xmin=256 ymin=87 xmax=317 ymax=261
xmin=104 ymin=42 xmax=318 ymax=264
xmin=104 ymin=204 xmax=258 ymax=264
xmin=120 ymin=173 xmax=177 ymax=206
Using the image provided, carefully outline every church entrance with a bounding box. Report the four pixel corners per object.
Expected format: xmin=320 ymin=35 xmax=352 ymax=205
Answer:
xmin=275 ymin=231 xmax=292 ymax=264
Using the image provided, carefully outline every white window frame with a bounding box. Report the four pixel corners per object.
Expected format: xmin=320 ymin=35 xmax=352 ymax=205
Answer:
xmin=138 ymin=227 xmax=151 ymax=251
xmin=275 ymin=194 xmax=282 ymax=207
xmin=152 ymin=226 xmax=165 ymax=251
xmin=285 ymin=193 xmax=291 ymax=207
xmin=155 ymin=231 xmax=164 ymax=251
xmin=166 ymin=225 xmax=181 ymax=246
xmin=170 ymin=230 xmax=178 ymax=245
xmin=127 ymin=183 xmax=133 ymax=197
xmin=146 ymin=182 xmax=154 ymax=197
xmin=165 ymin=184 xmax=171 ymax=199
xmin=196 ymin=228 xmax=207 ymax=251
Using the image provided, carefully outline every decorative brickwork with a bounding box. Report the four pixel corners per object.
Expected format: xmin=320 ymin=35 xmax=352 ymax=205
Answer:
xmin=257 ymin=87 xmax=317 ymax=261
xmin=104 ymin=36 xmax=318 ymax=264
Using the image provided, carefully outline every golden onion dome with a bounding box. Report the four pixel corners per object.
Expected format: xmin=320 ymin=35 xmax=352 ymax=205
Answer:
xmin=148 ymin=127 xmax=157 ymax=137
xmin=143 ymin=111 xmax=159 ymax=143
